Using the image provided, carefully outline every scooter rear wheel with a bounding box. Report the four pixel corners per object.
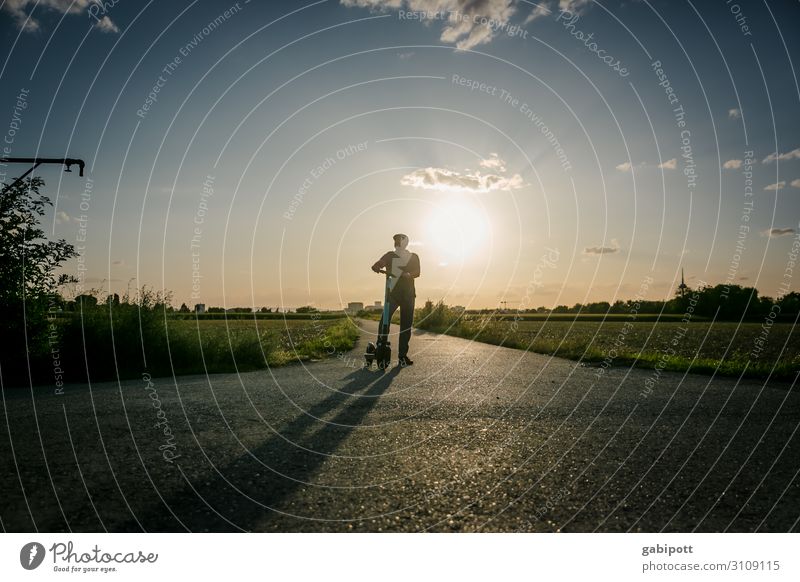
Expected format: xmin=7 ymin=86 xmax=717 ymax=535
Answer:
xmin=364 ymin=342 xmax=376 ymax=366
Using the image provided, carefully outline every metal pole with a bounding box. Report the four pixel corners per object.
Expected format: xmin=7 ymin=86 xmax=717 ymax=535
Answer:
xmin=0 ymin=157 xmax=85 ymax=195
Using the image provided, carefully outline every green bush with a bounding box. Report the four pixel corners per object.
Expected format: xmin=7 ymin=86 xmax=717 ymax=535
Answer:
xmin=50 ymin=293 xmax=360 ymax=384
xmin=59 ymin=288 xmax=172 ymax=381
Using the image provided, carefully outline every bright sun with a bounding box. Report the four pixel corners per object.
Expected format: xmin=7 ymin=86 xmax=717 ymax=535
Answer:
xmin=425 ymin=199 xmax=490 ymax=263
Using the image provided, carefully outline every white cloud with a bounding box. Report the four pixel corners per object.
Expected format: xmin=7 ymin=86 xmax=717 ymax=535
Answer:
xmin=658 ymin=158 xmax=677 ymax=170
xmin=400 ymin=167 xmax=523 ymax=192
xmin=762 ymin=228 xmax=795 ymax=238
xmin=523 ymin=1 xmax=552 ymax=23
xmin=524 ymin=0 xmax=591 ymax=23
xmin=615 ymin=160 xmax=648 ymax=172
xmin=583 ymin=239 xmax=620 ymax=255
xmin=94 ymin=15 xmax=118 ymax=33
xmin=764 ymin=181 xmax=786 ymax=191
xmin=763 ymin=148 xmax=800 ymax=163
xmin=791 ymin=179 xmax=800 ymax=188
xmin=728 ymin=108 xmax=741 ymax=119
xmin=2 ymin=0 xmax=119 ymax=33
xmin=723 ymin=159 xmax=742 ymax=169
xmin=478 ymin=152 xmax=506 ymax=172
xmin=559 ymin=0 xmax=592 ymax=13
xmin=341 ymin=0 xmax=517 ymax=50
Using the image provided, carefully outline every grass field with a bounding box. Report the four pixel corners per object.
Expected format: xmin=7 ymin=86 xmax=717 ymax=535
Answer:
xmin=422 ymin=316 xmax=800 ymax=381
xmin=169 ymin=312 xmax=346 ymax=320
xmin=164 ymin=317 xmax=360 ymax=374
xmin=51 ymin=311 xmax=359 ymax=384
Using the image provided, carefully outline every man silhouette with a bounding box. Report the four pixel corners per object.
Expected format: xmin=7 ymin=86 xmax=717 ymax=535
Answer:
xmin=371 ymin=233 xmax=420 ymax=366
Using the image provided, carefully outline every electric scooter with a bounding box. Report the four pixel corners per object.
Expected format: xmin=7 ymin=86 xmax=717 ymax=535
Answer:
xmin=364 ymin=261 xmax=394 ymax=370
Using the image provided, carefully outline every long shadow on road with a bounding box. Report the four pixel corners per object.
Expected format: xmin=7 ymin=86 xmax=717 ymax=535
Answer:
xmin=127 ymin=366 xmax=400 ymax=532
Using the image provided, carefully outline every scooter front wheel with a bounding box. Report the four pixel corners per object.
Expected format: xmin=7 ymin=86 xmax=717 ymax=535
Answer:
xmin=377 ymin=346 xmax=391 ymax=370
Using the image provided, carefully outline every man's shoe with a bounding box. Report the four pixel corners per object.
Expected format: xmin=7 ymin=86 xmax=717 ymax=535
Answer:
xmin=399 ymin=356 xmax=414 ymax=366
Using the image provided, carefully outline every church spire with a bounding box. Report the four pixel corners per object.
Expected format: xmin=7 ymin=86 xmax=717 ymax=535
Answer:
xmin=678 ymin=268 xmax=688 ymax=298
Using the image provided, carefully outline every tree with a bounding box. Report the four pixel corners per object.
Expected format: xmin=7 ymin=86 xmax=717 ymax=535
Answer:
xmin=611 ymin=300 xmax=626 ymax=314
xmin=0 ymin=176 xmax=77 ymax=380
xmin=74 ymin=294 xmax=98 ymax=309
xmin=779 ymin=292 xmax=800 ymax=315
xmin=0 ymin=177 xmax=76 ymax=304
xmin=586 ymin=301 xmax=610 ymax=314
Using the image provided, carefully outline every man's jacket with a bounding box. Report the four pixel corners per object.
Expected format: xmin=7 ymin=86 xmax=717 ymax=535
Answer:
xmin=372 ymin=251 xmax=420 ymax=304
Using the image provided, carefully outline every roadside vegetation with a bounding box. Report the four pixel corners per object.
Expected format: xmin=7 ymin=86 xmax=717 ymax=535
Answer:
xmin=414 ymin=300 xmax=800 ymax=381
xmin=10 ymin=287 xmax=358 ymax=385
xmin=52 ymin=291 xmax=359 ymax=383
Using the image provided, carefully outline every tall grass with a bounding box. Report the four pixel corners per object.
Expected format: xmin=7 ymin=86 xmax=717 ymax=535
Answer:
xmin=45 ymin=289 xmax=359 ymax=384
xmin=414 ymin=301 xmax=800 ymax=381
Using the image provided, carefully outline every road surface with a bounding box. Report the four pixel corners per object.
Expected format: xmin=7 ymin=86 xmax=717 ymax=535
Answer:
xmin=1 ymin=320 xmax=798 ymax=532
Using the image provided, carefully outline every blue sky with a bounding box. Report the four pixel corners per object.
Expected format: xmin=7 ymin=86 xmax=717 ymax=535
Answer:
xmin=1 ymin=0 xmax=799 ymax=309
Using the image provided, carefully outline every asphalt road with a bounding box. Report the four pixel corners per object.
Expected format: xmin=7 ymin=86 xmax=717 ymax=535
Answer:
xmin=1 ymin=320 xmax=798 ymax=532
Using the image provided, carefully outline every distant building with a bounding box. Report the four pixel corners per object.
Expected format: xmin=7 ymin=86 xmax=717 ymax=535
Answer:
xmin=194 ymin=303 xmax=206 ymax=314
xmin=345 ymin=302 xmax=364 ymax=314
xmin=365 ymin=301 xmax=382 ymax=312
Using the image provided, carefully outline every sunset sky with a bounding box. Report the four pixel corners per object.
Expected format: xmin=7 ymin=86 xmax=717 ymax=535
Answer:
xmin=1 ymin=0 xmax=799 ymax=310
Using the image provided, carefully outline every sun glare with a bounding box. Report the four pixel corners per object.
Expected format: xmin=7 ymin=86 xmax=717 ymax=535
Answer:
xmin=425 ymin=199 xmax=490 ymax=263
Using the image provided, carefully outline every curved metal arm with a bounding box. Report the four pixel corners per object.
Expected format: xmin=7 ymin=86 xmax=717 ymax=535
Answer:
xmin=0 ymin=157 xmax=85 ymax=195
